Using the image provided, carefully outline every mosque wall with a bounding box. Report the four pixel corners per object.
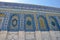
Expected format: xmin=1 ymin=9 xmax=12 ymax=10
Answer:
xmin=0 ymin=2 xmax=60 ymax=40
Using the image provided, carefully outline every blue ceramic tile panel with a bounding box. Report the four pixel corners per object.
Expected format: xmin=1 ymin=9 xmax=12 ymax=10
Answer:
xmin=24 ymin=14 xmax=35 ymax=31
xmin=37 ymin=15 xmax=49 ymax=31
xmin=0 ymin=13 xmax=5 ymax=31
xmin=20 ymin=14 xmax=24 ymax=31
xmin=49 ymin=16 xmax=60 ymax=31
xmin=56 ymin=16 xmax=60 ymax=30
xmin=0 ymin=12 xmax=9 ymax=31
xmin=2 ymin=13 xmax=10 ymax=31
xmin=7 ymin=14 xmax=20 ymax=32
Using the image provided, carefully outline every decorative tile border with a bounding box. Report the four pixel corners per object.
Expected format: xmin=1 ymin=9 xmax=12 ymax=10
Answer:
xmin=0 ymin=2 xmax=60 ymax=13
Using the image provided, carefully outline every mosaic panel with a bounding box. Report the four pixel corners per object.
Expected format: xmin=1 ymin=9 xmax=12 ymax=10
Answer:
xmin=37 ymin=13 xmax=49 ymax=31
xmin=24 ymin=14 xmax=35 ymax=31
xmin=20 ymin=14 xmax=24 ymax=31
xmin=0 ymin=13 xmax=6 ymax=31
xmin=7 ymin=14 xmax=20 ymax=32
xmin=46 ymin=14 xmax=60 ymax=31
xmin=56 ymin=16 xmax=60 ymax=30
xmin=2 ymin=12 xmax=10 ymax=31
xmin=49 ymin=16 xmax=59 ymax=30
xmin=0 ymin=14 xmax=4 ymax=31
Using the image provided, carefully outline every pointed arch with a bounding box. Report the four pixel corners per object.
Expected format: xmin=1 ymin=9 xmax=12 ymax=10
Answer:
xmin=8 ymin=14 xmax=20 ymax=32
xmin=49 ymin=16 xmax=60 ymax=31
xmin=38 ymin=15 xmax=49 ymax=31
xmin=24 ymin=14 xmax=35 ymax=31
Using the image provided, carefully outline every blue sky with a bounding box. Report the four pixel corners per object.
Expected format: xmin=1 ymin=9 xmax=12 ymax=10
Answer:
xmin=0 ymin=0 xmax=60 ymax=8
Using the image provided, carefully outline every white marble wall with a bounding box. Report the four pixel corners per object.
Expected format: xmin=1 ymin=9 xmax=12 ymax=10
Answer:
xmin=50 ymin=31 xmax=60 ymax=40
xmin=35 ymin=31 xmax=42 ymax=40
xmin=19 ymin=31 xmax=25 ymax=40
xmin=0 ymin=31 xmax=60 ymax=40
xmin=25 ymin=32 xmax=36 ymax=40
xmin=6 ymin=32 xmax=19 ymax=40
xmin=41 ymin=31 xmax=51 ymax=40
xmin=0 ymin=31 xmax=7 ymax=40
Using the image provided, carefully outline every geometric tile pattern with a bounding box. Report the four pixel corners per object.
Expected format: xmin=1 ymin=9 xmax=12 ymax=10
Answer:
xmin=7 ymin=14 xmax=20 ymax=32
xmin=24 ymin=14 xmax=35 ymax=31
xmin=0 ymin=13 xmax=60 ymax=31
xmin=37 ymin=15 xmax=49 ymax=31
xmin=0 ymin=13 xmax=59 ymax=40
xmin=0 ymin=2 xmax=60 ymax=40
xmin=48 ymin=16 xmax=60 ymax=31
